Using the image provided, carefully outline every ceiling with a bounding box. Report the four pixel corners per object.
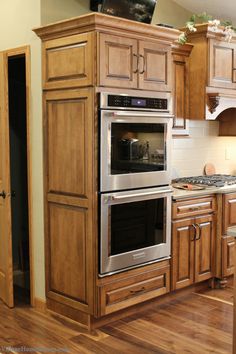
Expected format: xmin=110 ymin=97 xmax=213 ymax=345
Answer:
xmin=172 ymin=0 xmax=236 ymax=25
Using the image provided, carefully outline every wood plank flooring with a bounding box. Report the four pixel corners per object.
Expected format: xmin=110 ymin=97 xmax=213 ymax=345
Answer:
xmin=0 ymin=282 xmax=233 ymax=354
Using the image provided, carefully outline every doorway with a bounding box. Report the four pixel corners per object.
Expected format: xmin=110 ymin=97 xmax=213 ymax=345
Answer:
xmin=8 ymin=55 xmax=30 ymax=305
xmin=0 ymin=46 xmax=34 ymax=308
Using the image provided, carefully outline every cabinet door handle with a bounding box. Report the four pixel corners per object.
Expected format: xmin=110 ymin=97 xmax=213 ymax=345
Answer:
xmin=133 ymin=53 xmax=139 ymax=74
xmin=195 ymin=223 xmax=202 ymax=240
xmin=130 ymin=287 xmax=145 ymax=294
xmin=191 ymin=224 xmax=197 ymax=241
xmin=189 ymin=206 xmax=200 ymax=212
xmin=139 ymin=54 xmax=146 ymax=74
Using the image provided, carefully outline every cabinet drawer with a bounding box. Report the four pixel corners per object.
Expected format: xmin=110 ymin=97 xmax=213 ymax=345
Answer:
xmin=97 ymin=261 xmax=170 ymax=316
xmin=172 ymin=196 xmax=216 ymax=219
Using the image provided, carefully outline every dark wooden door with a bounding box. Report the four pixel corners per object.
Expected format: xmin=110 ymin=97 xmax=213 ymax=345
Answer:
xmin=194 ymin=215 xmax=215 ymax=283
xmin=172 ymin=218 xmax=195 ymax=290
xmin=44 ymin=88 xmax=95 ymax=314
xmin=99 ymin=33 xmax=138 ymax=89
xmin=138 ymin=41 xmax=171 ymax=91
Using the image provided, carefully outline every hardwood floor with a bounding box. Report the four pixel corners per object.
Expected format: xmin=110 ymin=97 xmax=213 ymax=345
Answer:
xmin=0 ymin=281 xmax=233 ymax=353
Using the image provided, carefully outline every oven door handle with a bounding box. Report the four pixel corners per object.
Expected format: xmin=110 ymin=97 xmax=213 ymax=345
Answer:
xmin=112 ymin=111 xmax=171 ymax=117
xmin=108 ymin=189 xmax=173 ymax=202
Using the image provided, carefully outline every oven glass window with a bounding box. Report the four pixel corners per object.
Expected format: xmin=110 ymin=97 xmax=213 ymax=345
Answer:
xmin=111 ymin=123 xmax=166 ymax=175
xmin=109 ymin=198 xmax=166 ymax=256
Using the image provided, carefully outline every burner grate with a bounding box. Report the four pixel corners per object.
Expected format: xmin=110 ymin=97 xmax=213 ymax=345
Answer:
xmin=173 ymin=174 xmax=236 ymax=187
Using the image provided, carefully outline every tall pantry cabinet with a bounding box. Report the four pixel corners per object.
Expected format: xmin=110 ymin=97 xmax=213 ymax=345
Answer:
xmin=34 ymin=13 xmax=180 ymax=327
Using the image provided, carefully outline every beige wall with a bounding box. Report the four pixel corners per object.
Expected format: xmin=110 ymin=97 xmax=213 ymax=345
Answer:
xmin=41 ymin=0 xmax=191 ymax=28
xmin=41 ymin=0 xmax=90 ymax=25
xmin=152 ymin=0 xmax=191 ymax=28
xmin=0 ymin=0 xmax=45 ymax=300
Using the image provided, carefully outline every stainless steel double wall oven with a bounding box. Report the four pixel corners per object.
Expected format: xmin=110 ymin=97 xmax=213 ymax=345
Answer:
xmin=99 ymin=92 xmax=173 ymax=275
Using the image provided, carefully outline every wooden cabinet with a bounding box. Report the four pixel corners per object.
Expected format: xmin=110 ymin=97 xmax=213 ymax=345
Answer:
xmin=185 ymin=24 xmax=236 ymax=120
xmin=34 ymin=13 xmax=180 ymax=327
xmin=43 ymin=88 xmax=95 ymax=314
xmin=209 ymin=40 xmax=236 ymax=89
xmin=97 ymin=260 xmax=170 ymax=316
xmin=171 ymin=43 xmax=193 ymax=135
xmin=221 ymin=193 xmax=236 ymax=277
xmin=99 ymin=33 xmax=172 ymax=91
xmin=172 ymin=196 xmax=216 ymax=290
xmin=42 ymin=32 xmax=95 ymax=90
xmin=99 ymin=33 xmax=138 ymax=89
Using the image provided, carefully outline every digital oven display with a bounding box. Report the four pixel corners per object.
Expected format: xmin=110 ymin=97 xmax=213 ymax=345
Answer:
xmin=131 ymin=98 xmax=146 ymax=107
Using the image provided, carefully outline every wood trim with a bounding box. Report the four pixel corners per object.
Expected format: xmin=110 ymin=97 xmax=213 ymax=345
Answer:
xmin=33 ymin=12 xmax=180 ymax=43
xmin=34 ymin=297 xmax=47 ymax=313
xmin=3 ymin=46 xmax=34 ymax=306
xmin=0 ymin=51 xmax=14 ymax=307
xmin=234 ymin=248 xmax=236 ymax=353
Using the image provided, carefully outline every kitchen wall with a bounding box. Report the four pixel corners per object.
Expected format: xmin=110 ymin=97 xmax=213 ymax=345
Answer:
xmin=40 ymin=0 xmax=191 ymax=28
xmin=0 ymin=0 xmax=45 ymax=299
xmin=152 ymin=0 xmax=191 ymax=28
xmin=172 ymin=120 xmax=236 ymax=178
xmin=41 ymin=0 xmax=90 ymax=25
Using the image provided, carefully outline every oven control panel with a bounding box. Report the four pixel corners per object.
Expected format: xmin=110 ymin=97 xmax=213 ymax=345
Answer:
xmin=107 ymin=95 xmax=168 ymax=110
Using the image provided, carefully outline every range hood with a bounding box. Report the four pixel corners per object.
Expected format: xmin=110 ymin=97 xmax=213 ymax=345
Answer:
xmin=206 ymin=92 xmax=236 ymax=136
xmin=206 ymin=92 xmax=236 ymax=120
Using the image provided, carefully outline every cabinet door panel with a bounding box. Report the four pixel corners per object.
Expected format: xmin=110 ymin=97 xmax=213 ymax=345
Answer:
xmin=172 ymin=219 xmax=195 ymax=290
xmin=44 ymin=88 xmax=95 ymax=313
xmin=195 ymin=215 xmax=215 ymax=283
xmin=223 ymin=193 xmax=236 ymax=233
xmin=139 ymin=41 xmax=171 ymax=91
xmin=46 ymin=90 xmax=92 ymax=198
xmin=222 ymin=236 xmax=235 ymax=277
xmin=49 ymin=203 xmax=87 ymax=302
xmin=209 ymin=40 xmax=236 ymax=89
xmin=43 ymin=32 xmax=95 ymax=89
xmin=99 ymin=33 xmax=138 ymax=88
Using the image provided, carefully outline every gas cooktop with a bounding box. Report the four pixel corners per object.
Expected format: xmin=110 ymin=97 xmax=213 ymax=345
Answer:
xmin=173 ymin=174 xmax=236 ymax=188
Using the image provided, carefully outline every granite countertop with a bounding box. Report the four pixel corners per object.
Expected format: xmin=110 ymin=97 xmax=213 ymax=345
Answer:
xmin=227 ymin=226 xmax=236 ymax=237
xmin=172 ymin=184 xmax=236 ymax=200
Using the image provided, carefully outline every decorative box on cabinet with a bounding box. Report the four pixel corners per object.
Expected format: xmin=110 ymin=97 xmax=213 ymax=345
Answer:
xmin=171 ymin=43 xmax=193 ymax=135
xmin=172 ymin=196 xmax=216 ymax=290
xmin=183 ymin=24 xmax=236 ymax=120
xmin=34 ymin=12 xmax=180 ymax=328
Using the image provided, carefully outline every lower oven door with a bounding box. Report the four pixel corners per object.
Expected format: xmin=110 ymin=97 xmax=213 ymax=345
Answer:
xmin=100 ymin=186 xmax=172 ymax=275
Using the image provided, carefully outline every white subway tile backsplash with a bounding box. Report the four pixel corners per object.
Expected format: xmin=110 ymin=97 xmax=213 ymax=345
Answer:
xmin=172 ymin=120 xmax=236 ymax=178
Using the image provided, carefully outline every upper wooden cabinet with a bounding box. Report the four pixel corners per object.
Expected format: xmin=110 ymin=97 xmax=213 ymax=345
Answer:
xmin=34 ymin=12 xmax=180 ymax=92
xmin=209 ymin=40 xmax=236 ymax=89
xmin=184 ymin=24 xmax=236 ymax=120
xmin=43 ymin=32 xmax=95 ymax=90
xmin=99 ymin=33 xmax=172 ymax=91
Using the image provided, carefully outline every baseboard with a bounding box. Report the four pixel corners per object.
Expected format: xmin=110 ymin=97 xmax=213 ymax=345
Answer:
xmin=34 ymin=297 xmax=47 ymax=313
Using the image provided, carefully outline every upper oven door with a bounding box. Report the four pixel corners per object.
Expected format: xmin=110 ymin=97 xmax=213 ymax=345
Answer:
xmin=100 ymin=110 xmax=172 ymax=192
